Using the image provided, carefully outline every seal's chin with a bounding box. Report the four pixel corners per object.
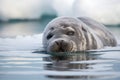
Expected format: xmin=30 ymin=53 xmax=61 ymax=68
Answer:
xmin=47 ymin=39 xmax=77 ymax=52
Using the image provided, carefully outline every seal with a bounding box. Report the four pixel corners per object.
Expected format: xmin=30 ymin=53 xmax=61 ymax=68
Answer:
xmin=42 ymin=17 xmax=117 ymax=52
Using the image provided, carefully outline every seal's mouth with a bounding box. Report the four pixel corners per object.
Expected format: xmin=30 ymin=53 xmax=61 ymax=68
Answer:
xmin=47 ymin=39 xmax=77 ymax=52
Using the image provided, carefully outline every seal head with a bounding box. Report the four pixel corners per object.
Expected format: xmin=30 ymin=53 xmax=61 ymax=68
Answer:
xmin=42 ymin=17 xmax=117 ymax=52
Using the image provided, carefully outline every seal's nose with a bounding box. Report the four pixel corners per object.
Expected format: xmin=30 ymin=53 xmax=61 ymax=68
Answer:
xmin=47 ymin=39 xmax=75 ymax=52
xmin=55 ymin=40 xmax=67 ymax=47
xmin=55 ymin=39 xmax=69 ymax=52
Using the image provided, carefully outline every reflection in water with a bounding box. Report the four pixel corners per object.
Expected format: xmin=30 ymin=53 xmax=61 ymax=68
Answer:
xmin=0 ymin=49 xmax=120 ymax=80
xmin=43 ymin=52 xmax=117 ymax=79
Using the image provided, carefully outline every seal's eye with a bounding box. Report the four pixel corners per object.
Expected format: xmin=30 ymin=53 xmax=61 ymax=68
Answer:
xmin=50 ymin=27 xmax=54 ymax=30
xmin=66 ymin=31 xmax=75 ymax=36
xmin=47 ymin=33 xmax=54 ymax=40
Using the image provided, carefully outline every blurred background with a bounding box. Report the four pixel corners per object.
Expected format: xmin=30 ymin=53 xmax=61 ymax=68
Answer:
xmin=0 ymin=0 xmax=120 ymax=38
xmin=0 ymin=0 xmax=120 ymax=24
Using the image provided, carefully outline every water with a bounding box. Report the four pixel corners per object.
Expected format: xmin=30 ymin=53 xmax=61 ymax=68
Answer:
xmin=0 ymin=19 xmax=120 ymax=80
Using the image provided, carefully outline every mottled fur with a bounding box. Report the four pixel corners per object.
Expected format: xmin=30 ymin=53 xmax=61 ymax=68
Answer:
xmin=42 ymin=17 xmax=117 ymax=52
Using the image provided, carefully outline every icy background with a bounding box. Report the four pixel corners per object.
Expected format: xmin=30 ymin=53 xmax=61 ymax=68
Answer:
xmin=0 ymin=0 xmax=120 ymax=24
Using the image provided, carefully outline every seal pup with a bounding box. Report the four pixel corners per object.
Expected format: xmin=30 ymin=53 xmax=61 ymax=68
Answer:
xmin=42 ymin=17 xmax=117 ymax=52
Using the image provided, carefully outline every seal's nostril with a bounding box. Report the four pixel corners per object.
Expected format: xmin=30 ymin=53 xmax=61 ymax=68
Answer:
xmin=61 ymin=40 xmax=64 ymax=43
xmin=55 ymin=41 xmax=59 ymax=46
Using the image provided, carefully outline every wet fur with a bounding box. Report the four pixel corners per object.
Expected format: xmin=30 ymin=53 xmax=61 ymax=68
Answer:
xmin=42 ymin=17 xmax=117 ymax=52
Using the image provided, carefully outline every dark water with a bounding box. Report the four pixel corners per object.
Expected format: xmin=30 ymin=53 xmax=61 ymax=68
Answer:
xmin=0 ymin=18 xmax=120 ymax=80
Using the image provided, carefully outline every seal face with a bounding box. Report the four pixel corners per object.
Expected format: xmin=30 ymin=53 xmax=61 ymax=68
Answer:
xmin=42 ymin=17 xmax=117 ymax=52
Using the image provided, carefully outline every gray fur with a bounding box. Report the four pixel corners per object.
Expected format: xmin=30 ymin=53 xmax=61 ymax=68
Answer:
xmin=42 ymin=17 xmax=117 ymax=52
